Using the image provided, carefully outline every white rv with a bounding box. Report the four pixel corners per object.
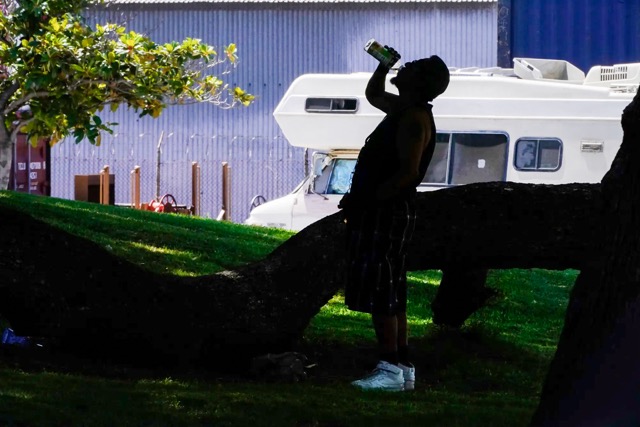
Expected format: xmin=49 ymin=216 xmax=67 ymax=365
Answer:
xmin=245 ymin=58 xmax=640 ymax=231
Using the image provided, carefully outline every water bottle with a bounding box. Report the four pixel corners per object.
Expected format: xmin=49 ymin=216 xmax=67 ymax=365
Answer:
xmin=364 ymin=39 xmax=401 ymax=68
xmin=1 ymin=328 xmax=31 ymax=346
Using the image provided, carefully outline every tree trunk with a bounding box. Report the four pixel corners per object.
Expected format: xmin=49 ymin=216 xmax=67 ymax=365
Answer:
xmin=431 ymin=268 xmax=493 ymax=328
xmin=530 ymin=90 xmax=640 ymax=425
xmin=0 ymin=84 xmax=19 ymax=192
xmin=0 ymin=125 xmax=13 ymax=191
xmin=0 ymin=179 xmax=599 ymax=368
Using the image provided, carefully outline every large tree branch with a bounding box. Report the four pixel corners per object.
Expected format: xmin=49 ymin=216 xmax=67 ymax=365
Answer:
xmin=0 ymin=181 xmax=599 ymax=367
xmin=0 ymin=81 xmax=21 ymax=113
xmin=3 ymin=89 xmax=48 ymax=116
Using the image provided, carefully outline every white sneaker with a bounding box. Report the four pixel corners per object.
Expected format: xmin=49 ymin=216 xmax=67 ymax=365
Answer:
xmin=398 ymin=363 xmax=416 ymax=391
xmin=351 ymin=361 xmax=404 ymax=391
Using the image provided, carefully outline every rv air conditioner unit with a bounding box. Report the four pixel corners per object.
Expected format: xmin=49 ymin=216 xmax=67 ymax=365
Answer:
xmin=513 ymin=58 xmax=585 ymax=84
xmin=584 ymin=63 xmax=640 ymax=87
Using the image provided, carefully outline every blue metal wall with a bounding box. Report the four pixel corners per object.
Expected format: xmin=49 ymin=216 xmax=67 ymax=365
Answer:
xmin=50 ymin=2 xmax=498 ymax=223
xmin=510 ymin=0 xmax=640 ymax=73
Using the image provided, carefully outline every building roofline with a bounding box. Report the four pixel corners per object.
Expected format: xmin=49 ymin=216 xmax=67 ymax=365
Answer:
xmin=110 ymin=0 xmax=496 ymax=4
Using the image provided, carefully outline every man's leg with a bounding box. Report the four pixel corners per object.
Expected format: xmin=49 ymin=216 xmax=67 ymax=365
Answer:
xmin=396 ymin=310 xmax=409 ymax=363
xmin=351 ymin=312 xmax=404 ymax=391
xmin=350 ymin=206 xmax=406 ymax=391
xmin=372 ymin=313 xmax=398 ymax=364
xmin=395 ymin=310 xmax=416 ymax=390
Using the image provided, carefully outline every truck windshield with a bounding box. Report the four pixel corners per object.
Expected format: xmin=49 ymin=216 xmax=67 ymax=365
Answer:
xmin=316 ymin=158 xmax=356 ymax=195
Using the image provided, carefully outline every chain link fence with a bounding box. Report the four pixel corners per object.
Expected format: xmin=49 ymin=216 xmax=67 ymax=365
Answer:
xmin=50 ymin=133 xmax=308 ymax=225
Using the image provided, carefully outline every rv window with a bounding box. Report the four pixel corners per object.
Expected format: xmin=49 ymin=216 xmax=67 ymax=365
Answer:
xmin=327 ymin=159 xmax=356 ymax=194
xmin=305 ymin=98 xmax=358 ymax=113
xmin=514 ymin=138 xmax=562 ymax=171
xmin=450 ymin=133 xmax=509 ymax=185
xmin=422 ymin=133 xmax=451 ymax=184
xmin=312 ymin=155 xmax=332 ymax=194
xmin=312 ymin=152 xmax=331 ymax=177
xmin=421 ymin=132 xmax=509 ymax=185
xmin=538 ymin=139 xmax=562 ymax=170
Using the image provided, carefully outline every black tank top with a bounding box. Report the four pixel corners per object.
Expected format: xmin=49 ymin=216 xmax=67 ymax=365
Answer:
xmin=347 ymin=103 xmax=436 ymax=206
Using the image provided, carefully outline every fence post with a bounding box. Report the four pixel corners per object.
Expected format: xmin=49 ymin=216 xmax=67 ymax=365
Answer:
xmin=131 ymin=165 xmax=141 ymax=209
xmin=218 ymin=161 xmax=231 ymax=221
xmin=99 ymin=165 xmax=110 ymax=205
xmin=192 ymin=161 xmax=201 ymax=216
xmin=155 ymin=131 xmax=164 ymax=200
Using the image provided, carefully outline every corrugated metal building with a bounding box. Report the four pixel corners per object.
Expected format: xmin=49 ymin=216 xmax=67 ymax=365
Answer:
xmin=501 ymin=0 xmax=640 ymax=72
xmin=50 ymin=0 xmax=499 ymax=223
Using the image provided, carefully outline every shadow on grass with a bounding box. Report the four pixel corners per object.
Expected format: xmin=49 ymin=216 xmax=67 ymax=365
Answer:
xmin=296 ymin=319 xmax=553 ymax=399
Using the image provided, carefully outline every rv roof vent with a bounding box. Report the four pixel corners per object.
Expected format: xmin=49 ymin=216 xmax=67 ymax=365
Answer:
xmin=513 ymin=58 xmax=585 ymax=83
xmin=584 ymin=63 xmax=640 ymax=88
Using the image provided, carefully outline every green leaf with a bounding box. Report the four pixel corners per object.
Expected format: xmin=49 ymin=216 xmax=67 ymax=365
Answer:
xmin=0 ymin=0 xmax=253 ymax=158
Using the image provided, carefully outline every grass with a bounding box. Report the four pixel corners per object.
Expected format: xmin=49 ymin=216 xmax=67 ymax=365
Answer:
xmin=0 ymin=190 xmax=576 ymax=427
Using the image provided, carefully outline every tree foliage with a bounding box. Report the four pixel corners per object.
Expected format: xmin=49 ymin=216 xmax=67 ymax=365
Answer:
xmin=0 ymin=0 xmax=253 ymax=181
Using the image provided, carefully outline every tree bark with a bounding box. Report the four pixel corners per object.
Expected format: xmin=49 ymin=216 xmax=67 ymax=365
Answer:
xmin=530 ymin=90 xmax=640 ymax=426
xmin=0 ymin=179 xmax=599 ymax=368
xmin=0 ymin=82 xmax=21 ymax=191
xmin=0 ymin=122 xmax=13 ymax=191
xmin=431 ymin=268 xmax=493 ymax=328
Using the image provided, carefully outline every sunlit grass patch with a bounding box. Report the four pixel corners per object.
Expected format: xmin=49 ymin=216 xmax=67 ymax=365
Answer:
xmin=0 ymin=190 xmax=575 ymax=427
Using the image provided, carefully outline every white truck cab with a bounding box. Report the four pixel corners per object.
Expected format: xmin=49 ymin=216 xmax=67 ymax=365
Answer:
xmin=246 ymin=58 xmax=640 ymax=231
xmin=245 ymin=150 xmax=357 ymax=230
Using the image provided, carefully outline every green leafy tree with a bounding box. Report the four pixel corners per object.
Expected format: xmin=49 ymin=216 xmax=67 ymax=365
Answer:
xmin=0 ymin=0 xmax=254 ymax=190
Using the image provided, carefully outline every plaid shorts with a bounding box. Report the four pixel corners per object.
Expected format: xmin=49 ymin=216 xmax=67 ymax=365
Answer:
xmin=343 ymin=197 xmax=417 ymax=315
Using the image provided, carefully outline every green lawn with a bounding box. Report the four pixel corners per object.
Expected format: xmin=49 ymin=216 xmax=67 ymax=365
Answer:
xmin=0 ymin=190 xmax=575 ymax=427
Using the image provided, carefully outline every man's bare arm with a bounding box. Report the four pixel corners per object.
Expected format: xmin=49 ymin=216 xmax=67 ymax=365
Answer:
xmin=365 ymin=63 xmax=399 ymax=114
